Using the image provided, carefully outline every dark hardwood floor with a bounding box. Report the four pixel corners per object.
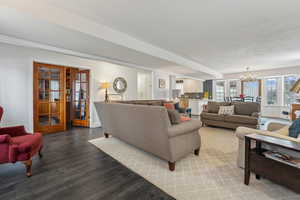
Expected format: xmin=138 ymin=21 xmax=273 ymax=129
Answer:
xmin=0 ymin=128 xmax=175 ymax=200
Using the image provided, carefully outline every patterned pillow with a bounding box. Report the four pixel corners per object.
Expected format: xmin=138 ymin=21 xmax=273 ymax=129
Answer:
xmin=218 ymin=105 xmax=234 ymax=115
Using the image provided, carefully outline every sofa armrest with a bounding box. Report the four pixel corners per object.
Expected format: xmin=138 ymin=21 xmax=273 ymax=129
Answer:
xmin=251 ymin=112 xmax=260 ymax=118
xmin=267 ymin=122 xmax=289 ymax=132
xmin=236 ymin=127 xmax=272 ymax=140
xmin=0 ymin=126 xmax=27 ymax=137
xmin=0 ymin=134 xmax=11 ymax=143
xmin=168 ymin=120 xmax=201 ymax=138
xmin=236 ymin=126 xmax=300 ymax=142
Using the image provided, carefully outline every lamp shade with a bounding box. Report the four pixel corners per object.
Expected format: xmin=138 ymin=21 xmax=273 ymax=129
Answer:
xmin=290 ymin=79 xmax=300 ymax=93
xmin=100 ymin=82 xmax=110 ymax=89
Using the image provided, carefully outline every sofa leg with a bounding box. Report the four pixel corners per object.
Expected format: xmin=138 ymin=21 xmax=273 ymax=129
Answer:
xmin=23 ymin=160 xmax=32 ymax=177
xmin=38 ymin=149 xmax=43 ymax=158
xmin=194 ymin=148 xmax=200 ymax=156
xmin=201 ymin=122 xmax=205 ymax=127
xmin=104 ymin=133 xmax=109 ymax=138
xmin=168 ymin=162 xmax=175 ymax=171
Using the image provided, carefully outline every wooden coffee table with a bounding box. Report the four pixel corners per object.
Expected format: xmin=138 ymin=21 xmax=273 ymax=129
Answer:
xmin=244 ymin=134 xmax=300 ymax=193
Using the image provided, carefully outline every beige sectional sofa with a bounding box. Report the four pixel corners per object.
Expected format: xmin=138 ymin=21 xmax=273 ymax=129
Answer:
xmin=201 ymin=101 xmax=260 ymax=129
xmin=94 ymin=102 xmax=202 ymax=171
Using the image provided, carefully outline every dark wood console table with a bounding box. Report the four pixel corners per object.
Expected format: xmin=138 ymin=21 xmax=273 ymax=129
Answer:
xmin=245 ymin=134 xmax=300 ymax=193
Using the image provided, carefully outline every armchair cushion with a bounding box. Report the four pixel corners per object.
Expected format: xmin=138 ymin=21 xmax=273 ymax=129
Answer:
xmin=11 ymin=133 xmax=43 ymax=153
xmin=0 ymin=126 xmax=27 ymax=137
xmin=0 ymin=134 xmax=10 ymax=143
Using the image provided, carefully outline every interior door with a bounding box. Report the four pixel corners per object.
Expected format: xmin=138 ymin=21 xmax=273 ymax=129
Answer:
xmin=33 ymin=62 xmax=66 ymax=133
xmin=72 ymin=70 xmax=90 ymax=127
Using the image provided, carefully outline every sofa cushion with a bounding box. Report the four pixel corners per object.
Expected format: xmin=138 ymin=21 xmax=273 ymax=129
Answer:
xmin=275 ymin=125 xmax=290 ymax=136
xmin=207 ymin=102 xmax=231 ymax=113
xmin=232 ymin=102 xmax=260 ymax=116
xmin=201 ymin=112 xmax=225 ymax=121
xmin=167 ymin=109 xmax=181 ymax=125
xmin=224 ymin=115 xmax=258 ymax=125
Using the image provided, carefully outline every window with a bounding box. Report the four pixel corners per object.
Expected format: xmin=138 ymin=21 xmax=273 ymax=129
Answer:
xmin=284 ymin=75 xmax=297 ymax=106
xmin=229 ymin=80 xmax=238 ymax=97
xmin=215 ymin=81 xmax=225 ymax=102
xmin=243 ymin=81 xmax=259 ymax=97
xmin=265 ymin=78 xmax=279 ymax=105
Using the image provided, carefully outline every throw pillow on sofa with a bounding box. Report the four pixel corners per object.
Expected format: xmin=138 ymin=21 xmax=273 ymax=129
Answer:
xmin=288 ymin=118 xmax=300 ymax=138
xmin=207 ymin=102 xmax=231 ymax=113
xmin=164 ymin=103 xmax=175 ymax=110
xmin=167 ymin=109 xmax=181 ymax=125
xmin=218 ymin=105 xmax=234 ymax=115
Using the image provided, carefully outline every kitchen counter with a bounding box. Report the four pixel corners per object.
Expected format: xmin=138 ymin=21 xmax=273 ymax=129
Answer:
xmin=188 ymin=99 xmax=208 ymax=115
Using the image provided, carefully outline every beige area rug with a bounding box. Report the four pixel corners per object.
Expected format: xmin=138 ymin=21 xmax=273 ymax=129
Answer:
xmin=89 ymin=127 xmax=299 ymax=200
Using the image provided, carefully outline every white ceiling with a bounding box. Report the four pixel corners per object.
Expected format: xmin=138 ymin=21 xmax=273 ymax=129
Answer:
xmin=1 ymin=0 xmax=300 ymax=78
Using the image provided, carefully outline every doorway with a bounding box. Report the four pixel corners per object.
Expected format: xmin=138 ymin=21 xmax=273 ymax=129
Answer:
xmin=137 ymin=72 xmax=152 ymax=99
xmin=33 ymin=62 xmax=90 ymax=133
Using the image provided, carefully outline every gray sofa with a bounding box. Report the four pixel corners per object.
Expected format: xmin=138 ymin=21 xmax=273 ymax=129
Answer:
xmin=94 ymin=102 xmax=201 ymax=171
xmin=201 ymin=101 xmax=260 ymax=129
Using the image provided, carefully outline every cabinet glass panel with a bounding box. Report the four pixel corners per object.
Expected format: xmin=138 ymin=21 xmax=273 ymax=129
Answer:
xmin=80 ymin=83 xmax=88 ymax=92
xmin=39 ymin=67 xmax=50 ymax=79
xmin=39 ymin=115 xmax=49 ymax=126
xmin=39 ymin=80 xmax=50 ymax=90
xmin=39 ymin=91 xmax=49 ymax=100
xmin=75 ymin=110 xmax=81 ymax=119
xmin=81 ymin=73 xmax=87 ymax=82
xmin=50 ymin=91 xmax=60 ymax=102
xmin=50 ymin=68 xmax=60 ymax=80
xmin=50 ymin=80 xmax=60 ymax=90
xmin=50 ymin=114 xmax=60 ymax=125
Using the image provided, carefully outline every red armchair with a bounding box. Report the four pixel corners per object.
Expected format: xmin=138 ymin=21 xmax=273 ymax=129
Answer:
xmin=0 ymin=107 xmax=43 ymax=177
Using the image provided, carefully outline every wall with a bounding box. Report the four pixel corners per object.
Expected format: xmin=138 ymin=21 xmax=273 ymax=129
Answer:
xmin=0 ymin=43 xmax=152 ymax=130
xmin=152 ymin=72 xmax=171 ymax=100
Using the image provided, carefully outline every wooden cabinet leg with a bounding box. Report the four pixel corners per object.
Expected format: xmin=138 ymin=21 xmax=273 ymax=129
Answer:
xmin=244 ymin=137 xmax=250 ymax=185
xmin=23 ymin=160 xmax=32 ymax=177
xmin=168 ymin=162 xmax=175 ymax=171
xmin=194 ymin=148 xmax=200 ymax=156
xmin=104 ymin=133 xmax=109 ymax=138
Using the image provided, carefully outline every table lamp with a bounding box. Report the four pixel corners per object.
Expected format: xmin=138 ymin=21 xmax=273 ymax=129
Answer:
xmin=100 ymin=82 xmax=110 ymax=102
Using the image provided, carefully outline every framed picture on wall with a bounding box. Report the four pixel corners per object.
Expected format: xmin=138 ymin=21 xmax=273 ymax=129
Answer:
xmin=159 ymin=79 xmax=166 ymax=88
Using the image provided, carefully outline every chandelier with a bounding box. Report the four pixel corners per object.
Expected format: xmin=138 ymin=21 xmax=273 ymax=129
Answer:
xmin=240 ymin=67 xmax=257 ymax=81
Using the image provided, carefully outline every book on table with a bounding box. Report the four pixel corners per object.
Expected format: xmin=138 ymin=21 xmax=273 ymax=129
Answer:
xmin=263 ymin=151 xmax=300 ymax=169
